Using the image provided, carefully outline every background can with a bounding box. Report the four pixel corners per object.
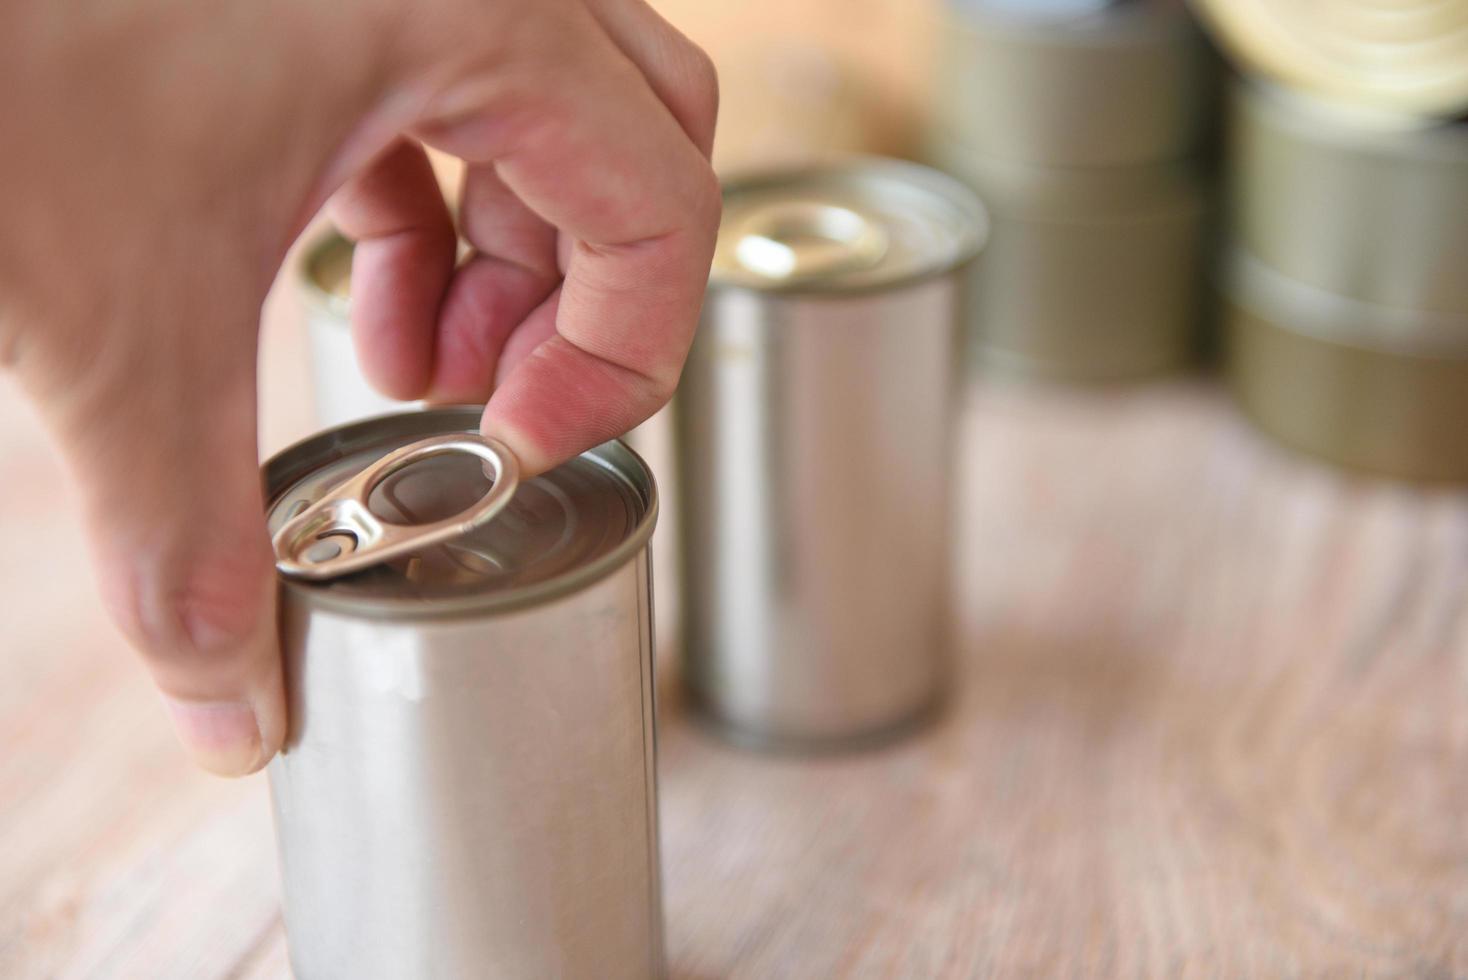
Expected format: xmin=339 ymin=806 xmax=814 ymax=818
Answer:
xmin=297 ymin=230 xmax=418 ymax=426
xmin=934 ymin=0 xmax=1213 ymax=169
xmin=675 ymin=158 xmax=986 ymax=748
xmin=1229 ymin=80 xmax=1468 ymax=318
xmin=263 ymin=407 xmax=663 ymax=978
xmin=930 ymin=142 xmax=1209 ymax=381
xmin=1223 ymin=249 xmax=1468 ymax=482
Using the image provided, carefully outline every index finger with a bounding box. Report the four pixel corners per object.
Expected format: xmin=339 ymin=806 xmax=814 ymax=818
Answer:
xmin=415 ymin=13 xmax=720 ymax=474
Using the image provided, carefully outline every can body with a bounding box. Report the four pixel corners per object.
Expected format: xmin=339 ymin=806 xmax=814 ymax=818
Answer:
xmin=264 ymin=411 xmax=662 ymax=978
xmin=1230 ymin=80 xmax=1468 ymax=318
xmin=676 ymin=160 xmax=984 ymax=747
xmin=297 ymin=230 xmax=419 ymax=426
xmin=936 ymin=0 xmax=1213 ymax=168
xmin=1224 ymin=249 xmax=1468 ymax=482
xmin=932 ymin=144 xmax=1208 ymax=380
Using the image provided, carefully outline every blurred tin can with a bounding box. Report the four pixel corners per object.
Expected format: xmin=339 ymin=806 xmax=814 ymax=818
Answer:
xmin=935 ymin=0 xmax=1213 ymax=168
xmin=1192 ymin=0 xmax=1468 ymax=119
xmin=1225 ymin=248 xmax=1468 ymax=482
xmin=1230 ymin=80 xmax=1468 ymax=318
xmin=931 ymin=139 xmax=1209 ymax=380
xmin=297 ymin=229 xmax=417 ymax=426
xmin=675 ymin=159 xmax=987 ymax=748
xmin=263 ymin=408 xmax=664 ymax=978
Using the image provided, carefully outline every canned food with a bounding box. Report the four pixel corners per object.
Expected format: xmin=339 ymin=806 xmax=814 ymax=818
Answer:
xmin=935 ymin=0 xmax=1213 ymax=168
xmin=1230 ymin=80 xmax=1468 ymax=318
xmin=263 ymin=408 xmax=663 ymax=978
xmin=1225 ymin=248 xmax=1468 ymax=482
xmin=298 ymin=230 xmax=419 ymax=426
xmin=931 ymin=138 xmax=1208 ymax=380
xmin=1192 ymin=0 xmax=1468 ymax=118
xmin=676 ymin=158 xmax=986 ymax=748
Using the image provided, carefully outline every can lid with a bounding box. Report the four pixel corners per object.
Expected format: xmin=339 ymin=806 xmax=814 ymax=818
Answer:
xmin=1193 ymin=0 xmax=1468 ymax=119
xmin=711 ymin=158 xmax=987 ymax=293
xmin=263 ymin=409 xmax=656 ymax=618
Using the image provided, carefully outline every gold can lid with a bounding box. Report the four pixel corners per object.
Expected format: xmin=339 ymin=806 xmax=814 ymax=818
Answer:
xmin=1192 ymin=0 xmax=1468 ymax=118
xmin=711 ymin=158 xmax=987 ymax=293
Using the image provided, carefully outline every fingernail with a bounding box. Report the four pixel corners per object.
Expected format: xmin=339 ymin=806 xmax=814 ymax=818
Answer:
xmin=163 ymin=697 xmax=265 ymax=776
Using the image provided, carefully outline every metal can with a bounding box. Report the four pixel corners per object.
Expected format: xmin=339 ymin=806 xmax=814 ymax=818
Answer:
xmin=934 ymin=0 xmax=1213 ymax=168
xmin=1230 ymin=80 xmax=1468 ymax=318
xmin=930 ymin=139 xmax=1209 ymax=381
xmin=675 ymin=159 xmax=986 ymax=748
xmin=297 ymin=229 xmax=418 ymax=426
xmin=1224 ymin=248 xmax=1468 ymax=482
xmin=262 ymin=407 xmax=663 ymax=978
xmin=1192 ymin=0 xmax=1468 ymax=119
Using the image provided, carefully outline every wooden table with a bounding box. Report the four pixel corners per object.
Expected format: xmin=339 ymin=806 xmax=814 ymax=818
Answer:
xmin=5 ymin=294 xmax=1468 ymax=976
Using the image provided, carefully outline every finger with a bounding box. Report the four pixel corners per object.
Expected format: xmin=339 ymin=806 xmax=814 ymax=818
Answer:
xmin=423 ymin=163 xmax=560 ymax=403
xmin=327 ymin=138 xmax=456 ymax=400
xmin=29 ymin=308 xmax=283 ymax=777
xmin=585 ymin=0 xmax=720 ymax=158
xmin=416 ymin=11 xmax=721 ymax=474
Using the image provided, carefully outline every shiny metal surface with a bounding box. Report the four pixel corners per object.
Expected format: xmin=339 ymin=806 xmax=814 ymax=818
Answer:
xmin=678 ymin=160 xmax=982 ymax=747
xmin=272 ymin=434 xmax=520 ymax=581
xmin=931 ymin=140 xmax=1208 ymax=381
xmin=298 ymin=230 xmax=418 ymax=426
xmin=935 ymin=0 xmax=1212 ymax=167
xmin=263 ymin=409 xmax=663 ymax=978
xmin=1230 ymin=80 xmax=1468 ymax=319
xmin=1224 ymin=249 xmax=1468 ymax=483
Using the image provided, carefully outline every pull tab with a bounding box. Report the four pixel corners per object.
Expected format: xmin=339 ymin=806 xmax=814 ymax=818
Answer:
xmin=731 ymin=199 xmax=889 ymax=282
xmin=273 ymin=433 xmax=520 ymax=581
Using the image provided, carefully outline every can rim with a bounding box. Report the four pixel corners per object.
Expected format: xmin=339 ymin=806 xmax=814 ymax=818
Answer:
xmin=939 ymin=0 xmax=1198 ymax=48
xmin=1234 ymin=78 xmax=1468 ymax=160
xmin=1223 ymin=248 xmax=1468 ymax=359
xmin=262 ymin=408 xmax=659 ymax=620
xmin=708 ymin=156 xmax=989 ymax=297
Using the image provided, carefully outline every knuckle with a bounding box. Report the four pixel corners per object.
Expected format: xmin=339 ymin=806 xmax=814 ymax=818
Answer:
xmin=682 ymin=45 xmax=720 ymax=123
xmin=102 ymin=551 xmax=268 ymax=666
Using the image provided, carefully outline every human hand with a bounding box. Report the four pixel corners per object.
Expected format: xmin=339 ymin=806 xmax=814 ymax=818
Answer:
xmin=0 ymin=0 xmax=718 ymax=775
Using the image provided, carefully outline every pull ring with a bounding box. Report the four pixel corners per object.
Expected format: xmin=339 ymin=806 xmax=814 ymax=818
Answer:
xmin=273 ymin=433 xmax=520 ymax=581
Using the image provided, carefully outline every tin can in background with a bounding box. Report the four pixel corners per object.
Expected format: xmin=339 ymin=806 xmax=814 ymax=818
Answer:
xmin=675 ymin=159 xmax=987 ymax=748
xmin=935 ymin=0 xmax=1214 ymax=169
xmin=263 ymin=408 xmax=663 ymax=978
xmin=931 ymin=141 xmax=1209 ymax=381
xmin=1224 ymin=249 xmax=1468 ymax=482
xmin=297 ymin=229 xmax=419 ymax=426
xmin=1230 ymin=80 xmax=1468 ymax=318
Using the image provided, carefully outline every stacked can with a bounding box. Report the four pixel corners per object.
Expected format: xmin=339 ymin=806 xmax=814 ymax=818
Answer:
xmin=264 ymin=408 xmax=664 ymax=978
xmin=675 ymin=159 xmax=986 ymax=748
xmin=929 ymin=0 xmax=1216 ymax=381
xmin=1199 ymin=4 xmax=1468 ymax=480
xmin=297 ymin=229 xmax=420 ymax=426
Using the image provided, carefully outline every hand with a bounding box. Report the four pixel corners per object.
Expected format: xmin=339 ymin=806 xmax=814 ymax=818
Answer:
xmin=0 ymin=0 xmax=719 ymax=775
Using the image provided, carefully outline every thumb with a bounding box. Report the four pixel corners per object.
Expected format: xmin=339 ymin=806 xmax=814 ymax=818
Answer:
xmin=42 ymin=313 xmax=284 ymax=777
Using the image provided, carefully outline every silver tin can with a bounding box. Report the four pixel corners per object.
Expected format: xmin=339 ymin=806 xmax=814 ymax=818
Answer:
xmin=935 ymin=0 xmax=1213 ymax=168
xmin=930 ymin=139 xmax=1209 ymax=381
xmin=297 ymin=230 xmax=419 ymax=426
xmin=1230 ymin=80 xmax=1468 ymax=318
xmin=1224 ymin=247 xmax=1468 ymax=482
xmin=676 ymin=159 xmax=987 ymax=748
xmin=262 ymin=408 xmax=663 ymax=978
